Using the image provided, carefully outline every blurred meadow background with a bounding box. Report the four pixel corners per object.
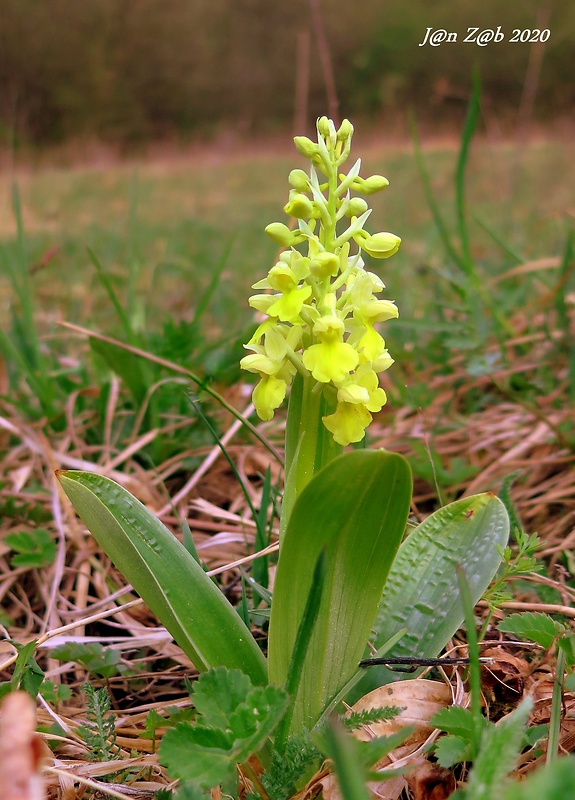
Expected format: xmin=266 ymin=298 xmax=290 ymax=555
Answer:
xmin=1 ymin=0 xmax=575 ymax=795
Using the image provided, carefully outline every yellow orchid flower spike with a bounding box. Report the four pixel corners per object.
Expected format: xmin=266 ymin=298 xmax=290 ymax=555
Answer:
xmin=241 ymin=116 xmax=401 ymax=447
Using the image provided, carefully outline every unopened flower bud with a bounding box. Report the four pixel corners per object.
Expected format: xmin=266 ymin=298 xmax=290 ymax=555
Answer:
xmin=346 ymin=197 xmax=369 ymax=217
xmin=356 ymin=231 xmax=401 ymax=259
xmin=317 ymin=116 xmax=330 ymax=137
xmin=337 ymin=119 xmax=354 ymax=141
xmin=352 ymin=174 xmax=390 ymax=195
xmin=265 ymin=222 xmax=302 ymax=247
xmin=288 ymin=169 xmax=310 ymax=192
xmin=294 ymin=136 xmax=318 ymax=159
xmin=284 ymin=191 xmax=315 ymax=219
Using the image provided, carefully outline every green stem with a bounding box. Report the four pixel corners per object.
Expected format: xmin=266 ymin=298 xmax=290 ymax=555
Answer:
xmin=547 ymin=641 xmax=566 ymax=766
xmin=478 ymin=608 xmax=493 ymax=643
xmin=280 ymin=373 xmax=342 ymax=540
xmin=457 ymin=565 xmax=483 ymax=759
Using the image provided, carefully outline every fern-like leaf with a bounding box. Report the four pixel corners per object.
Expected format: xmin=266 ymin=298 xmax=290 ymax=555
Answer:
xmin=78 ymin=682 xmax=120 ymax=763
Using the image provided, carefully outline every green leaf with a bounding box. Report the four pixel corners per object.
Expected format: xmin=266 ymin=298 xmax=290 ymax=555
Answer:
xmin=434 ymin=735 xmax=471 ymax=769
xmin=39 ymin=680 xmax=72 ymax=704
xmin=50 ymin=642 xmax=123 ymax=678
xmin=260 ymin=730 xmax=320 ymax=800
xmin=501 ymin=755 xmax=575 ymax=800
xmin=431 ymin=706 xmax=479 ymax=741
xmin=498 ymin=612 xmax=564 ymax=650
xmin=268 ymin=449 xmax=412 ymax=733
xmin=464 ymin=697 xmax=532 ymax=800
xmin=173 ymin=784 xmax=210 ymax=800
xmin=432 ymin=703 xmax=490 ymax=768
xmin=159 ymin=724 xmax=236 ymax=787
xmin=277 ymin=550 xmax=326 ymax=747
xmin=350 ymin=493 xmax=509 ymax=701
xmin=344 ymin=706 xmax=404 ymax=732
xmin=5 ymin=640 xmax=44 ymax=698
xmin=5 ymin=528 xmax=56 ymax=568
xmin=523 ymin=724 xmax=549 ymax=749
xmin=159 ymin=672 xmax=288 ymax=788
xmin=359 ymin=729 xmax=412 ymax=771
xmin=228 ymin=685 xmax=289 ymax=762
xmin=57 ymin=471 xmax=267 ymax=684
xmin=192 ymin=668 xmax=252 ymax=730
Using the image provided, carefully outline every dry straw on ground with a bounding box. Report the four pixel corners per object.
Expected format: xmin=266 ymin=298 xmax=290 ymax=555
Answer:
xmin=0 ymin=300 xmax=574 ymax=796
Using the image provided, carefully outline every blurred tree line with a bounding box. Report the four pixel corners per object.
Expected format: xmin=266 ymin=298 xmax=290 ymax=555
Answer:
xmin=0 ymin=0 xmax=572 ymax=147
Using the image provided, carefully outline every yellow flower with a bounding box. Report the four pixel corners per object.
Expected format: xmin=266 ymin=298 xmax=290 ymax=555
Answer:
xmin=251 ymin=260 xmax=313 ymax=323
xmin=355 ymin=231 xmax=401 ymax=259
xmin=322 ymin=402 xmax=372 ymax=446
xmin=337 ymin=366 xmax=387 ymax=413
xmin=253 ymin=375 xmax=287 ymax=420
xmin=267 ymin=284 xmax=312 ymax=322
xmin=349 ymin=324 xmax=386 ymax=362
xmin=302 ymin=315 xmax=359 ymax=383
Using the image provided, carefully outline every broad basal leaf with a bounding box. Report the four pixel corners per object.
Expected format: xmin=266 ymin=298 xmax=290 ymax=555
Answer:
xmin=57 ymin=471 xmax=267 ymax=684
xmin=349 ymin=493 xmax=509 ymax=701
xmin=268 ymin=449 xmax=412 ymax=733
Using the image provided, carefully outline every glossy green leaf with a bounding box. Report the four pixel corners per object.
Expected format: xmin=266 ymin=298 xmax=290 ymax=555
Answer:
xmin=57 ymin=470 xmax=267 ymax=685
xmin=349 ymin=493 xmax=509 ymax=701
xmin=268 ymin=449 xmax=412 ymax=733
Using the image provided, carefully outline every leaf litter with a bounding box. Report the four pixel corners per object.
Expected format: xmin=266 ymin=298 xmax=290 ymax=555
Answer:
xmin=1 ymin=299 xmax=574 ymax=797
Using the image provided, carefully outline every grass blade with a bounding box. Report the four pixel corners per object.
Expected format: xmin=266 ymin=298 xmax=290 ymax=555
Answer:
xmin=59 ymin=321 xmax=283 ymax=464
xmin=410 ymin=117 xmax=466 ymax=277
xmin=455 ymin=69 xmax=481 ymax=273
